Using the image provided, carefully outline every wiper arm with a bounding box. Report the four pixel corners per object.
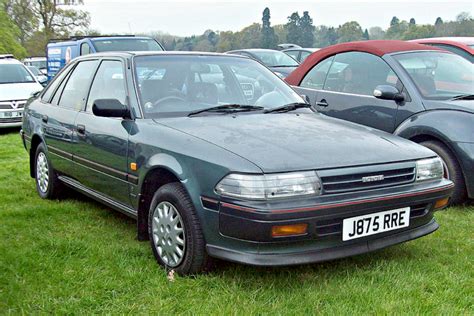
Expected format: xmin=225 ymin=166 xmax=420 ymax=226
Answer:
xmin=188 ymin=104 xmax=264 ymax=116
xmin=263 ymin=102 xmax=311 ymax=114
xmin=450 ymin=94 xmax=474 ymax=101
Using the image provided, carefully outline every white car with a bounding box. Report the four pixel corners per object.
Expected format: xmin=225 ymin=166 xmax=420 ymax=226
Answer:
xmin=0 ymin=55 xmax=44 ymax=128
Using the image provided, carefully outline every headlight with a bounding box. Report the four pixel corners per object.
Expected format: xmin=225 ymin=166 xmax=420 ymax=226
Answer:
xmin=416 ymin=157 xmax=443 ymax=181
xmin=215 ymin=171 xmax=321 ymax=200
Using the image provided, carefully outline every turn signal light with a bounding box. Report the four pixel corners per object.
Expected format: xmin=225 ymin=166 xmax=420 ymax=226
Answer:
xmin=271 ymin=223 xmax=308 ymax=237
xmin=434 ymin=197 xmax=449 ymax=209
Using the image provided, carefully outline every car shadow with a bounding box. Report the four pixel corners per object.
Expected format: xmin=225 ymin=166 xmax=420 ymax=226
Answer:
xmin=0 ymin=127 xmax=21 ymax=135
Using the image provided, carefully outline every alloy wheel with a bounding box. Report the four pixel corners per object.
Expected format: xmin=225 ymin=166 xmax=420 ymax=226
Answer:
xmin=36 ymin=152 xmax=49 ymax=193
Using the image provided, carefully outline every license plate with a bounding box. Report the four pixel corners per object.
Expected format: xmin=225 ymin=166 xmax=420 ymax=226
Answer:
xmin=1 ymin=111 xmax=22 ymax=118
xmin=342 ymin=207 xmax=410 ymax=241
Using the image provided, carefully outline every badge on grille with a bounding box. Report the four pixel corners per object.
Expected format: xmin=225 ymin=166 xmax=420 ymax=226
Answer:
xmin=11 ymin=101 xmax=18 ymax=109
xmin=362 ymin=175 xmax=385 ymax=182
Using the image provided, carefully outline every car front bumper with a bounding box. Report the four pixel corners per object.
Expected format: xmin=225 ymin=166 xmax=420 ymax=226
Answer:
xmin=199 ymin=179 xmax=453 ymax=266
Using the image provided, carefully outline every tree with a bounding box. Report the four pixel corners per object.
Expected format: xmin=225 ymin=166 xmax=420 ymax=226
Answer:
xmin=369 ymin=26 xmax=385 ymax=39
xmin=261 ymin=7 xmax=278 ymax=49
xmin=363 ymin=28 xmax=369 ymax=40
xmin=0 ymin=7 xmax=27 ymax=57
xmin=285 ymin=12 xmax=301 ymax=44
xmin=456 ymin=11 xmax=471 ymax=22
xmin=337 ymin=21 xmax=363 ymax=43
xmin=390 ymin=16 xmax=400 ymax=27
xmin=435 ymin=17 xmax=443 ymax=26
xmin=299 ymin=11 xmax=315 ymax=47
xmin=3 ymin=0 xmax=37 ymax=45
xmin=409 ymin=18 xmax=416 ymax=25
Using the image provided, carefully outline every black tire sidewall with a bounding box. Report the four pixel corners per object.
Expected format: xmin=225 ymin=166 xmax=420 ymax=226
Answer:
xmin=420 ymin=140 xmax=466 ymax=204
xmin=148 ymin=183 xmax=207 ymax=275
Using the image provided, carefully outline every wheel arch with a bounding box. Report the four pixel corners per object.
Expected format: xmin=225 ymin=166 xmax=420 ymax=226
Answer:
xmin=136 ymin=166 xmax=185 ymax=241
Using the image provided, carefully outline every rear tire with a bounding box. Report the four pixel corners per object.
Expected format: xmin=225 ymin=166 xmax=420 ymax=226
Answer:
xmin=419 ymin=140 xmax=466 ymax=204
xmin=34 ymin=143 xmax=63 ymax=199
xmin=148 ymin=182 xmax=211 ymax=275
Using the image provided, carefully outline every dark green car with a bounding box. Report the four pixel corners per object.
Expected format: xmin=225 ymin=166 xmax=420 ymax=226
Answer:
xmin=21 ymin=52 xmax=453 ymax=275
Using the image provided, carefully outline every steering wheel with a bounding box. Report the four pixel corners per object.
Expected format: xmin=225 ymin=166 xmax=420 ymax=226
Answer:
xmin=152 ymin=95 xmax=187 ymax=110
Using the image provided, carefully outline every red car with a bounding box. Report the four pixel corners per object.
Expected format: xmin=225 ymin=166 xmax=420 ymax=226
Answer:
xmin=286 ymin=40 xmax=474 ymax=204
xmin=410 ymin=37 xmax=474 ymax=63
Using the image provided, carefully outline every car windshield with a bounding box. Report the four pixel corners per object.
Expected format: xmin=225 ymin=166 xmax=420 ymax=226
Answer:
xmin=394 ymin=52 xmax=474 ymax=100
xmin=0 ymin=64 xmax=35 ymax=84
xmin=134 ymin=55 xmax=304 ymax=117
xmin=252 ymin=51 xmax=299 ymax=67
xmin=28 ymin=66 xmax=41 ymax=75
xmin=92 ymin=38 xmax=163 ymax=52
xmin=25 ymin=60 xmax=46 ymax=69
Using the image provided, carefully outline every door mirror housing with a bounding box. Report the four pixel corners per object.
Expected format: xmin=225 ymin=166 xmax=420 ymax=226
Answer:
xmin=373 ymin=85 xmax=405 ymax=102
xmin=92 ymin=99 xmax=131 ymax=119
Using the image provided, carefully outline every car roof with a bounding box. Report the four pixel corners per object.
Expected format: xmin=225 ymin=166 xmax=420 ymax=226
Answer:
xmin=227 ymin=49 xmax=281 ymax=53
xmin=410 ymin=37 xmax=474 ymax=54
xmin=285 ymin=40 xmax=443 ymax=85
xmin=72 ymin=51 xmax=252 ymax=61
xmin=283 ymin=48 xmax=319 ymax=52
xmin=0 ymin=56 xmax=22 ymax=65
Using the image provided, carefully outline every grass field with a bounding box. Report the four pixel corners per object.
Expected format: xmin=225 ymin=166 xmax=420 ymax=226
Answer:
xmin=0 ymin=129 xmax=473 ymax=314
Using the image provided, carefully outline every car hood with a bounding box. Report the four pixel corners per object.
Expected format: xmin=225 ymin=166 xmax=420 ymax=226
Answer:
xmin=0 ymin=82 xmax=43 ymax=101
xmin=156 ymin=113 xmax=434 ymax=173
xmin=423 ymin=99 xmax=474 ymax=114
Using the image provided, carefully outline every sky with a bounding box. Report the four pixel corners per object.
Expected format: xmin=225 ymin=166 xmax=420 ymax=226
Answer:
xmin=81 ymin=0 xmax=474 ymax=36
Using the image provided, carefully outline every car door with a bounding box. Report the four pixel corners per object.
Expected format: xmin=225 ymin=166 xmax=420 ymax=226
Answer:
xmin=302 ymin=52 xmax=404 ymax=133
xmin=40 ymin=60 xmax=99 ymax=177
xmin=73 ymin=59 xmax=133 ymax=206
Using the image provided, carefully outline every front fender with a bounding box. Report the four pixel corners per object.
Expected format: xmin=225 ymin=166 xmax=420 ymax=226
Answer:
xmin=394 ymin=110 xmax=474 ymax=143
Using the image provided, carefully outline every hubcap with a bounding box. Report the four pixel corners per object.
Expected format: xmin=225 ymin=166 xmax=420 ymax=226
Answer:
xmin=151 ymin=201 xmax=185 ymax=267
xmin=36 ymin=152 xmax=49 ymax=193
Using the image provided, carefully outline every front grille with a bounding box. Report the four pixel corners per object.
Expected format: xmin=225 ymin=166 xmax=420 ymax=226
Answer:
xmin=0 ymin=117 xmax=22 ymax=123
xmin=321 ymin=167 xmax=416 ymax=194
xmin=314 ymin=203 xmax=430 ymax=237
xmin=0 ymin=100 xmax=26 ymax=110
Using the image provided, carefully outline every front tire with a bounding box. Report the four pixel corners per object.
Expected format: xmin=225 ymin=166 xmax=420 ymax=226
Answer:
xmin=148 ymin=182 xmax=211 ymax=275
xmin=419 ymin=140 xmax=466 ymax=204
xmin=34 ymin=143 xmax=63 ymax=199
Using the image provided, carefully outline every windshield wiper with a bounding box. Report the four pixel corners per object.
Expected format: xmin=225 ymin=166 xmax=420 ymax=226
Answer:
xmin=263 ymin=102 xmax=312 ymax=114
xmin=450 ymin=94 xmax=474 ymax=101
xmin=188 ymin=104 xmax=264 ymax=116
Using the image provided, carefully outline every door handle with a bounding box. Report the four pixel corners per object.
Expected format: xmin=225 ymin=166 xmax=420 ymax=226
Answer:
xmin=316 ymin=99 xmax=328 ymax=107
xmin=41 ymin=115 xmax=48 ymax=123
xmin=77 ymin=124 xmax=86 ymax=135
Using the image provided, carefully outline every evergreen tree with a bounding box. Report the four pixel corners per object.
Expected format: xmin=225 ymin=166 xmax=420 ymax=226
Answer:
xmin=363 ymin=28 xmax=369 ymax=40
xmin=261 ymin=7 xmax=278 ymax=49
xmin=435 ymin=17 xmax=443 ymax=26
xmin=390 ymin=16 xmax=400 ymax=27
xmin=299 ymin=11 xmax=315 ymax=47
xmin=409 ymin=18 xmax=416 ymax=25
xmin=285 ymin=12 xmax=301 ymax=44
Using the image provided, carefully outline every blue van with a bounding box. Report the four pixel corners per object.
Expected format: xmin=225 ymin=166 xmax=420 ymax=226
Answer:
xmin=46 ymin=35 xmax=164 ymax=80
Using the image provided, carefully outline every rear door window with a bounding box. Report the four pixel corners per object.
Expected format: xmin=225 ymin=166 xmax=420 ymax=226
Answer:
xmin=300 ymin=56 xmax=334 ymax=90
xmin=58 ymin=60 xmax=99 ymax=111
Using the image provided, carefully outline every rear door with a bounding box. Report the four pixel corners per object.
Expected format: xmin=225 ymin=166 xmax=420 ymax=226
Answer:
xmin=40 ymin=60 xmax=99 ymax=177
xmin=73 ymin=58 xmax=133 ymax=206
xmin=301 ymin=52 xmax=404 ymax=133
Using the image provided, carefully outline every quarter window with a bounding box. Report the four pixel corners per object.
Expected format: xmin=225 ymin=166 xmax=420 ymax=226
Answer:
xmin=300 ymin=56 xmax=334 ymax=90
xmin=323 ymin=52 xmax=399 ymax=96
xmin=58 ymin=60 xmax=99 ymax=111
xmin=87 ymin=60 xmax=127 ymax=112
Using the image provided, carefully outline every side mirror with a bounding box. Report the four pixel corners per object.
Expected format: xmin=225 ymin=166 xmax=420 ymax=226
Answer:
xmin=92 ymin=99 xmax=131 ymax=119
xmin=38 ymin=77 xmax=48 ymax=84
xmin=373 ymin=85 xmax=405 ymax=102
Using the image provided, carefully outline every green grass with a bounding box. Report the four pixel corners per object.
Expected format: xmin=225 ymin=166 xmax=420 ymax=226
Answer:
xmin=0 ymin=130 xmax=473 ymax=314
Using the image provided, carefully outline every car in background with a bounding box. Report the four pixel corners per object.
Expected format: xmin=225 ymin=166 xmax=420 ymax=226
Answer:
xmin=225 ymin=49 xmax=299 ymax=78
xmin=286 ymin=40 xmax=474 ymax=204
xmin=21 ymin=51 xmax=453 ymax=274
xmin=277 ymin=43 xmax=301 ymax=50
xmin=23 ymin=57 xmax=47 ymax=74
xmin=47 ymin=35 xmax=164 ymax=80
xmin=410 ymin=37 xmax=474 ymax=63
xmin=283 ymin=48 xmax=320 ymax=63
xmin=27 ymin=66 xmax=48 ymax=86
xmin=0 ymin=54 xmax=43 ymax=128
